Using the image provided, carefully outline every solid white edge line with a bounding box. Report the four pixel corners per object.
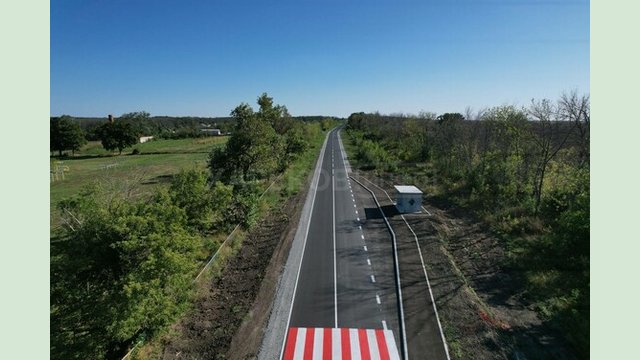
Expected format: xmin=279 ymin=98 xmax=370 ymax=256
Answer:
xmin=359 ymin=174 xmax=450 ymax=360
xmin=278 ymin=128 xmax=332 ymax=360
xmin=420 ymin=205 xmax=432 ymax=216
xmin=401 ymin=213 xmax=451 ymax=360
xmin=333 ymin=137 xmax=338 ymax=329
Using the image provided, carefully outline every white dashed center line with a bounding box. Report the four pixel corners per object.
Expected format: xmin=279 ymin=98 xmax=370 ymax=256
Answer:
xmin=367 ymin=258 xmax=371 ymax=266
xmin=370 ymin=275 xmax=376 ymax=283
xmin=361 ymin=234 xmax=365 ymax=240
xmin=376 ymin=295 xmax=381 ymax=304
xmin=363 ymin=246 xmax=368 ymax=252
xmin=382 ymin=320 xmax=388 ymax=330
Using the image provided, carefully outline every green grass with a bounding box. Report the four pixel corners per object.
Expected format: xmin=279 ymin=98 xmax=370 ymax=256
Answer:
xmin=50 ymin=137 xmax=228 ymax=232
xmin=65 ymin=136 xmax=228 ymax=157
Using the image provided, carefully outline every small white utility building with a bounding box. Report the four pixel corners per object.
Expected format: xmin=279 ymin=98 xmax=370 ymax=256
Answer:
xmin=394 ymin=185 xmax=423 ymax=213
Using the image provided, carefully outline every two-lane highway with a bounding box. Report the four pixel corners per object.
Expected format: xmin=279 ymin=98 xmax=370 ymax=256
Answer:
xmin=286 ymin=128 xmax=401 ymax=345
xmin=276 ymin=127 xmax=449 ymax=359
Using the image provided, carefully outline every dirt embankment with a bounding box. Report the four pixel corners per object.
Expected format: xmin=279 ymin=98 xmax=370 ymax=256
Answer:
xmin=353 ymin=170 xmax=575 ymax=360
xmin=158 ymin=185 xmax=308 ymax=359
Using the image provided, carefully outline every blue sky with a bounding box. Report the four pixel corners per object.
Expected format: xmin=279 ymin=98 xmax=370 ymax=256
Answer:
xmin=51 ymin=0 xmax=589 ymax=117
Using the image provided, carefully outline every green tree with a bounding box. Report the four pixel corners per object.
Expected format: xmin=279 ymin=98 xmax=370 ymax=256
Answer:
xmin=168 ymin=169 xmax=234 ymax=232
xmin=108 ymin=191 xmax=200 ymax=342
xmin=209 ymin=97 xmax=283 ymax=181
xmin=470 ymin=106 xmax=532 ymax=209
xmin=228 ymin=181 xmax=260 ymax=228
xmin=257 ymin=93 xmax=311 ymax=168
xmin=119 ymin=111 xmax=153 ymax=136
xmin=50 ymin=115 xmax=87 ymax=156
xmin=433 ymin=113 xmax=466 ymax=179
xmin=98 ymin=121 xmax=139 ymax=155
xmin=52 ymin=187 xmax=201 ymax=359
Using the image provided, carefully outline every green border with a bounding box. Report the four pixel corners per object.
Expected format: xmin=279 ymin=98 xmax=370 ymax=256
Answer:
xmin=0 ymin=0 xmax=50 ymax=358
xmin=5 ymin=0 xmax=637 ymax=357
xmin=592 ymin=0 xmax=639 ymax=358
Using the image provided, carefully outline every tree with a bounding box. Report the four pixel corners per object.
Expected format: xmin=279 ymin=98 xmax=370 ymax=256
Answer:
xmin=433 ymin=113 xmax=466 ymax=178
xmin=470 ymin=106 xmax=532 ymax=208
xmin=528 ymin=98 xmax=576 ymax=213
xmin=559 ymin=91 xmax=590 ymax=167
xmin=209 ymin=96 xmax=284 ymax=182
xmin=50 ymin=115 xmax=87 ymax=156
xmin=119 ymin=111 xmax=153 ymax=136
xmin=168 ymin=169 xmax=234 ymax=232
xmin=52 ymin=186 xmax=202 ymax=359
xmin=98 ymin=121 xmax=139 ymax=155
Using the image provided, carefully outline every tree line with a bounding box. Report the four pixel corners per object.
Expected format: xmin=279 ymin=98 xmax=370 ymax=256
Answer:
xmin=50 ymin=112 xmax=342 ymax=156
xmin=51 ymin=94 xmax=331 ymax=359
xmin=50 ymin=113 xmax=148 ymax=156
xmin=346 ymin=91 xmax=589 ymax=356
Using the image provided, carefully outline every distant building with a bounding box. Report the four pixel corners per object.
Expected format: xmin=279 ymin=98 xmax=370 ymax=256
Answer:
xmin=201 ymin=128 xmax=222 ymax=136
xmin=139 ymin=136 xmax=154 ymax=143
xmin=394 ymin=185 xmax=423 ymax=213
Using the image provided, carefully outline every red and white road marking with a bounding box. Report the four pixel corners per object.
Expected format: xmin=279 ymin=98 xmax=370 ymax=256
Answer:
xmin=283 ymin=327 xmax=400 ymax=360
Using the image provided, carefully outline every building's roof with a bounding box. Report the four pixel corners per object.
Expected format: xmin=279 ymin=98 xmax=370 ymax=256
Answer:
xmin=394 ymin=185 xmax=423 ymax=194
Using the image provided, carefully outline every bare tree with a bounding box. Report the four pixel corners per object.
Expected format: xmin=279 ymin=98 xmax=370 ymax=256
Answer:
xmin=464 ymin=106 xmax=474 ymax=121
xmin=559 ymin=90 xmax=590 ymax=167
xmin=418 ymin=110 xmax=437 ymax=121
xmin=528 ymin=98 xmax=576 ymax=213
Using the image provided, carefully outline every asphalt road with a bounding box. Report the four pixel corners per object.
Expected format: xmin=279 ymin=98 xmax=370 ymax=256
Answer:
xmin=286 ymin=128 xmax=448 ymax=360
xmin=288 ymin=129 xmax=401 ymax=342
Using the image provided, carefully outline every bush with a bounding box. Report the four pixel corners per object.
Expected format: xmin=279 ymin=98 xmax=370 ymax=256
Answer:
xmin=51 ymin=187 xmax=202 ymax=359
xmin=228 ymin=181 xmax=261 ymax=228
xmin=355 ymin=138 xmax=397 ymax=171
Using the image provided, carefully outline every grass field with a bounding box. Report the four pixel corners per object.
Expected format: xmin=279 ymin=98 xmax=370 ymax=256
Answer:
xmin=50 ymin=137 xmax=228 ymax=231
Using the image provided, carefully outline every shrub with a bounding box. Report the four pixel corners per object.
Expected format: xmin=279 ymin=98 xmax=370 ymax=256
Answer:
xmin=52 ymin=187 xmax=202 ymax=359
